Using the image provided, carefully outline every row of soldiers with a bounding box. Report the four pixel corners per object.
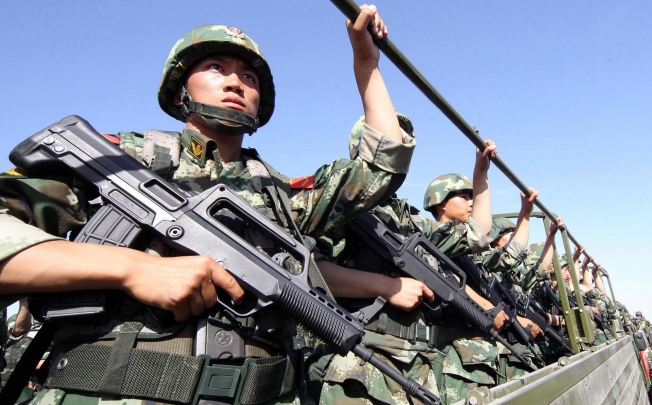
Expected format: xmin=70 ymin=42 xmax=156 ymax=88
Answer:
xmin=0 ymin=113 xmax=635 ymax=405
xmin=0 ymin=5 xmax=638 ymax=405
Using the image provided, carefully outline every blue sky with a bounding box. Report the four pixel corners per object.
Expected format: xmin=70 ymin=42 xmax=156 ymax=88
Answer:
xmin=2 ymin=1 xmax=651 ymax=318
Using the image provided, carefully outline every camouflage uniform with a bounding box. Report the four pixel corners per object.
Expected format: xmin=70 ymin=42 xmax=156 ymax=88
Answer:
xmin=587 ymin=289 xmax=614 ymax=340
xmin=470 ymin=219 xmax=536 ymax=384
xmin=619 ymin=303 xmax=634 ymax=333
xmin=308 ymin=119 xmax=491 ymax=405
xmin=0 ymin=26 xmax=416 ymax=405
xmin=421 ymin=174 xmax=511 ymax=405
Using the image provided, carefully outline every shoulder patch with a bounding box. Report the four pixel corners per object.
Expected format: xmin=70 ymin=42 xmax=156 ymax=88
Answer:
xmin=3 ymin=167 xmax=26 ymax=176
xmin=290 ymin=175 xmax=315 ymax=189
xmin=100 ymin=133 xmax=120 ymax=145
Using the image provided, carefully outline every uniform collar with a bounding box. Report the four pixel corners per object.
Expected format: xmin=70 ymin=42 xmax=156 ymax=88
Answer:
xmin=181 ymin=128 xmax=218 ymax=166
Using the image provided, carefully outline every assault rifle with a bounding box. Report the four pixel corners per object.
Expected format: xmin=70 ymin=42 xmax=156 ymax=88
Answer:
xmin=6 ymin=116 xmax=440 ymax=405
xmin=456 ymin=258 xmax=573 ymax=357
xmin=347 ymin=212 xmax=536 ymax=371
xmin=453 ymin=256 xmax=546 ymax=365
xmin=538 ymin=282 xmax=609 ymax=335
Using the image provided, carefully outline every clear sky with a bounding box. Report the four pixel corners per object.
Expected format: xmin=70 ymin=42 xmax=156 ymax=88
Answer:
xmin=2 ymin=1 xmax=651 ymax=318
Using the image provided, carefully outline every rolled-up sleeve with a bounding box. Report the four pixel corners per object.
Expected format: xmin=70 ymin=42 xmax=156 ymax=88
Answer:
xmin=290 ymin=127 xmax=415 ymax=237
xmin=356 ymin=124 xmax=415 ymax=174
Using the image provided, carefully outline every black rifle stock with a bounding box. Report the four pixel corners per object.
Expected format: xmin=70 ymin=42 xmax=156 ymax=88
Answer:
xmin=9 ymin=115 xmax=440 ymax=405
xmin=348 ymin=212 xmax=535 ymax=370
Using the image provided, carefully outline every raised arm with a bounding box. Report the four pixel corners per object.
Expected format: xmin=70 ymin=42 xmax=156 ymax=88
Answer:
xmin=471 ymin=140 xmax=497 ymax=235
xmin=593 ymin=264 xmax=607 ymax=295
xmin=580 ymin=255 xmax=593 ymax=294
xmin=540 ymin=217 xmax=563 ymax=272
xmin=347 ymin=5 xmax=401 ymax=143
xmin=511 ymin=188 xmax=538 ymax=248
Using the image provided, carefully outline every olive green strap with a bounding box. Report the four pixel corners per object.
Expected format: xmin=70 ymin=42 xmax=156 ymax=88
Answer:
xmin=46 ymin=343 xmax=205 ymax=403
xmin=98 ymin=321 xmax=144 ymax=395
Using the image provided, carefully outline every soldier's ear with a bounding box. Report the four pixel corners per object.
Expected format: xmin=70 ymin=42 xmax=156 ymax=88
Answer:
xmin=173 ymin=90 xmax=183 ymax=107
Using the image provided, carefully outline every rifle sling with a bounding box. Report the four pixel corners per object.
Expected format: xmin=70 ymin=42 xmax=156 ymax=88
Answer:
xmin=248 ymin=149 xmax=335 ymax=301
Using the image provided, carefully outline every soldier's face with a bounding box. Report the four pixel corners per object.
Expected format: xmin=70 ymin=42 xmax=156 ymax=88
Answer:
xmin=185 ymin=53 xmax=261 ymax=119
xmin=561 ymin=266 xmax=571 ymax=283
xmin=440 ymin=192 xmax=473 ymax=222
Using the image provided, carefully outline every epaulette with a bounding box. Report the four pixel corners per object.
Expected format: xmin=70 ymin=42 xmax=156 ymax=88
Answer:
xmin=290 ymin=175 xmax=315 ymax=189
xmin=100 ymin=132 xmax=120 ymax=145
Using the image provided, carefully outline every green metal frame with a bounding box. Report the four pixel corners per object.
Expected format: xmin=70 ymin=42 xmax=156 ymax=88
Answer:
xmin=543 ymin=217 xmax=582 ymax=354
xmin=599 ymin=268 xmax=623 ymax=336
xmin=559 ymin=228 xmax=596 ymax=345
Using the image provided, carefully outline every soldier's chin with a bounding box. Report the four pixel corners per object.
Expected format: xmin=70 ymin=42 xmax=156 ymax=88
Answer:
xmin=221 ymin=120 xmax=239 ymax=127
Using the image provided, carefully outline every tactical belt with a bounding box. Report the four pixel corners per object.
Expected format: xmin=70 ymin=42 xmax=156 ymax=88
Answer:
xmin=44 ymin=323 xmax=295 ymax=405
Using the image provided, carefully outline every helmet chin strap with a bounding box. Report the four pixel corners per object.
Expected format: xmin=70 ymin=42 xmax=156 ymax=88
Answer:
xmin=180 ymin=86 xmax=259 ymax=136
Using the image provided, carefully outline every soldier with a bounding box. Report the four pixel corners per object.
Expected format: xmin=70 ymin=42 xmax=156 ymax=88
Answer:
xmin=0 ymin=6 xmax=416 ymax=405
xmin=584 ymin=263 xmax=616 ymax=339
xmin=618 ymin=302 xmax=634 ymax=334
xmin=635 ymin=311 xmax=649 ymax=329
xmin=305 ymin=118 xmax=511 ymax=405
xmin=472 ymin=192 xmax=547 ymax=382
xmin=420 ymin=153 xmax=519 ymax=404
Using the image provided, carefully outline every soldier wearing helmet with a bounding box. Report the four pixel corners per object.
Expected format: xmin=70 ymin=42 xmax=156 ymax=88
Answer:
xmin=0 ymin=6 xmax=418 ymax=404
xmin=635 ymin=311 xmax=648 ymax=329
xmin=307 ymin=117 xmax=521 ymax=405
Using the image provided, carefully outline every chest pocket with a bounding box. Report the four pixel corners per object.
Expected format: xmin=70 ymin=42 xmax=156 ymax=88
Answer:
xmin=141 ymin=130 xmax=181 ymax=176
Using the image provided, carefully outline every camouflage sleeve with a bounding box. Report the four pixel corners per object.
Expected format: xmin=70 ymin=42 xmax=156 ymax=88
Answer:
xmin=290 ymin=126 xmax=415 ymax=236
xmin=0 ymin=172 xmax=87 ymax=262
xmin=479 ymin=240 xmax=528 ymax=273
xmin=354 ymin=123 xmax=415 ymax=174
xmin=417 ymin=217 xmax=488 ymax=257
xmin=0 ymin=212 xmax=63 ymax=262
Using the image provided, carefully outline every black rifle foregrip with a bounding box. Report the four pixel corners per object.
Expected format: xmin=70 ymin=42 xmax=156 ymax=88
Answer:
xmin=449 ymin=289 xmax=495 ymax=335
xmin=278 ymin=283 xmax=356 ymax=355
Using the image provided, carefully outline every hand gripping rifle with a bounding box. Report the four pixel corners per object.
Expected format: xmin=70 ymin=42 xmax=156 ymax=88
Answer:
xmin=456 ymin=258 xmax=573 ymax=357
xmin=3 ymin=116 xmax=440 ymax=405
xmin=347 ymin=212 xmax=536 ymax=371
xmin=452 ymin=257 xmax=546 ymax=365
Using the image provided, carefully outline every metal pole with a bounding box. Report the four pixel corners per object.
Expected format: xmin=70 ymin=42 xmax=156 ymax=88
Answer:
xmin=566 ymin=230 xmax=596 ymax=265
xmin=330 ymin=0 xmax=559 ymax=223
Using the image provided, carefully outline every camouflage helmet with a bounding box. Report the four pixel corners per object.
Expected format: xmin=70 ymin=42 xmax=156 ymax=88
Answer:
xmin=158 ymin=25 xmax=275 ymax=127
xmin=559 ymin=254 xmax=569 ymax=269
xmin=489 ymin=217 xmax=516 ymax=242
xmin=349 ymin=112 xmax=414 ymax=160
xmin=423 ymin=173 xmax=473 ymax=211
xmin=636 ymin=311 xmax=643 ymax=316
